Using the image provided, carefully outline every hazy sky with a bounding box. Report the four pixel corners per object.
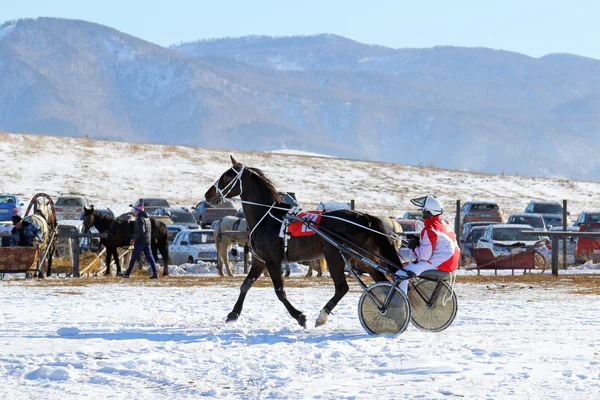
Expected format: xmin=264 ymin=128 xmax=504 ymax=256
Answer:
xmin=2 ymin=0 xmax=598 ymax=59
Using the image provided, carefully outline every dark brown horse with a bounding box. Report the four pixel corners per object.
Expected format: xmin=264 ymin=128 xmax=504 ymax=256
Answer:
xmin=82 ymin=206 xmax=170 ymax=276
xmin=205 ymin=156 xmax=401 ymax=328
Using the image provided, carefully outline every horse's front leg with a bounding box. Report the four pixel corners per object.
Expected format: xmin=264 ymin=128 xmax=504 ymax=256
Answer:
xmin=104 ymin=248 xmax=112 ymax=276
xmin=227 ymin=260 xmax=265 ymax=322
xmin=267 ymin=262 xmax=306 ymax=328
xmin=316 ymin=248 xmax=349 ymax=327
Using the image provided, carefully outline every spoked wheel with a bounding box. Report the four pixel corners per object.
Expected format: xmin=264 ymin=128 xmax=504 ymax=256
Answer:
xmin=533 ymin=251 xmax=547 ymax=272
xmin=408 ymin=279 xmax=458 ymax=332
xmin=358 ymin=282 xmax=411 ymax=335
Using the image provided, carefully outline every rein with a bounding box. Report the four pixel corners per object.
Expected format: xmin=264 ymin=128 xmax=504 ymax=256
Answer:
xmin=226 ymin=196 xmax=408 ymax=243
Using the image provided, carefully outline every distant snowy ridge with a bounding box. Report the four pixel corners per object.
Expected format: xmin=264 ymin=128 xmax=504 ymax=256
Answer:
xmin=1 ymin=18 xmax=600 ymax=178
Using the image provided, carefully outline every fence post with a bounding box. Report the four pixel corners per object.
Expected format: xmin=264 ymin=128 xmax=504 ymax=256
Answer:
xmin=350 ymin=199 xmax=355 ymax=210
xmin=72 ymin=236 xmax=80 ymax=278
xmin=455 ymin=200 xmax=461 ymax=240
xmin=551 ymin=235 xmax=559 ymax=276
xmin=563 ymin=199 xmax=568 ymax=269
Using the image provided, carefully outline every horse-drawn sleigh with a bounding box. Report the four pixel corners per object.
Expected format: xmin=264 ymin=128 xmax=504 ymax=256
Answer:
xmin=0 ymin=193 xmax=58 ymax=278
xmin=205 ymin=156 xmax=458 ymax=335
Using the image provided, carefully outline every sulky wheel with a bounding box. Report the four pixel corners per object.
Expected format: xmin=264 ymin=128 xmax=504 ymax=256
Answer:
xmin=408 ymin=279 xmax=458 ymax=332
xmin=358 ymin=282 xmax=411 ymax=335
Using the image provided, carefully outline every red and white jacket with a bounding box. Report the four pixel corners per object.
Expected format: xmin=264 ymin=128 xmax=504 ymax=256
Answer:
xmin=414 ymin=215 xmax=460 ymax=272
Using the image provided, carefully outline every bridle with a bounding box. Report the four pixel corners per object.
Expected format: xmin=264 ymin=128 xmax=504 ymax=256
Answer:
xmin=213 ymin=165 xmax=245 ymax=201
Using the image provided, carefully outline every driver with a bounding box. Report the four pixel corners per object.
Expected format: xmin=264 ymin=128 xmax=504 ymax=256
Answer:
xmin=10 ymin=215 xmax=43 ymax=247
xmin=396 ymin=195 xmax=460 ymax=293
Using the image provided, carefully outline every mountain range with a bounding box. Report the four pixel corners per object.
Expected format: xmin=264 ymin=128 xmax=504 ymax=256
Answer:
xmin=1 ymin=17 xmax=600 ymax=179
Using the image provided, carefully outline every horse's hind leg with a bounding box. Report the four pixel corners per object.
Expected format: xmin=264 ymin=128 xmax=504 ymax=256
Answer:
xmin=316 ymin=248 xmax=349 ymax=327
xmin=267 ymin=262 xmax=306 ymax=328
xmin=113 ymin=248 xmax=122 ymax=276
xmin=227 ymin=260 xmax=266 ymax=322
xmin=160 ymin=243 xmax=169 ymax=276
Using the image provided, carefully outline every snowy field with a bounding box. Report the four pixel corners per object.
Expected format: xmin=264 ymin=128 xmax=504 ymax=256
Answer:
xmin=0 ymin=272 xmax=599 ymax=399
xmin=2 ymin=132 xmax=600 ymax=398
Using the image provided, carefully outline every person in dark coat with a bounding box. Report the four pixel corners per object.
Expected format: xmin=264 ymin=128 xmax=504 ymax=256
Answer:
xmin=120 ymin=204 xmax=158 ymax=279
xmin=10 ymin=215 xmax=43 ymax=247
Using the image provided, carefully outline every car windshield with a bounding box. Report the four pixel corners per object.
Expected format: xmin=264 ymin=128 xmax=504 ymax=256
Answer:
xmin=533 ymin=203 xmax=562 ymax=214
xmin=585 ymin=214 xmax=600 ymax=223
xmin=492 ymin=228 xmax=539 ymax=242
xmin=472 ymin=204 xmax=499 ymax=211
xmin=399 ymin=222 xmax=416 ymax=232
xmin=466 ymin=228 xmax=485 ymax=243
xmin=143 ymin=199 xmax=170 ymax=207
xmin=171 ymin=212 xmax=196 ymax=224
xmin=56 ymin=197 xmax=84 ymax=206
xmin=509 ymin=216 xmax=543 ymax=228
xmin=189 ymin=232 xmax=215 ymax=244
xmin=0 ymin=196 xmax=16 ymax=204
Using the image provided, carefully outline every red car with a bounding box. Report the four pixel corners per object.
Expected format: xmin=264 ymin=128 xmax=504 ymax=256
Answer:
xmin=574 ymin=223 xmax=600 ymax=264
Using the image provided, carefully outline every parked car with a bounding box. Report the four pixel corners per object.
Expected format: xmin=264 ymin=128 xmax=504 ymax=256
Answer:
xmin=574 ymin=223 xmax=600 ymax=264
xmin=130 ymin=198 xmax=170 ymax=215
xmin=169 ymin=229 xmax=218 ymax=264
xmin=0 ymin=194 xmax=23 ymax=222
xmin=524 ymin=200 xmax=566 ymax=228
xmin=192 ymin=200 xmax=237 ymax=228
xmin=55 ymin=195 xmax=89 ymax=221
xmin=394 ymin=219 xmax=425 ymax=234
xmin=280 ymin=192 xmax=299 ymax=206
xmin=476 ymin=224 xmax=551 ymax=260
xmin=153 ymin=207 xmax=199 ymax=229
xmin=459 ymin=221 xmax=500 ymax=242
xmin=506 ymin=213 xmax=547 ymax=231
xmin=460 ymin=225 xmax=487 ymax=266
xmin=573 ymin=211 xmax=600 ymax=227
xmin=400 ymin=211 xmax=423 ymax=221
xmin=166 ymin=224 xmax=190 ymax=244
xmin=459 ymin=201 xmax=503 ymax=227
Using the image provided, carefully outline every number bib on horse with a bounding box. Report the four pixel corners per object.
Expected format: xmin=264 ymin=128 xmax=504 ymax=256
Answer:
xmin=287 ymin=211 xmax=324 ymax=237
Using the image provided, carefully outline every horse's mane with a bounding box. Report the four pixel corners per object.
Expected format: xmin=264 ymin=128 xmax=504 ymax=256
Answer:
xmin=247 ymin=167 xmax=283 ymax=203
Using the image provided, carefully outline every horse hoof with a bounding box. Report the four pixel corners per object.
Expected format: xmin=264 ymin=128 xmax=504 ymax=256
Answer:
xmin=226 ymin=312 xmax=239 ymax=322
xmin=297 ymin=314 xmax=307 ymax=329
xmin=315 ymin=309 xmax=329 ymax=327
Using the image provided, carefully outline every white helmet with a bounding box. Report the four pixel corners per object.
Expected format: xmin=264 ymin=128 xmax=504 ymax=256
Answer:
xmin=410 ymin=195 xmax=443 ymax=216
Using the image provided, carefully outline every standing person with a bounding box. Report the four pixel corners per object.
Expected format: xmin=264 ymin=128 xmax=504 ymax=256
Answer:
xmin=120 ymin=204 xmax=158 ymax=279
xmin=10 ymin=215 xmax=43 ymax=247
xmin=396 ymin=195 xmax=459 ymax=293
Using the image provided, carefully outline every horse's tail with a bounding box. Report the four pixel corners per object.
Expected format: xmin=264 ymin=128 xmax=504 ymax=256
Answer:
xmin=365 ymin=214 xmax=402 ymax=271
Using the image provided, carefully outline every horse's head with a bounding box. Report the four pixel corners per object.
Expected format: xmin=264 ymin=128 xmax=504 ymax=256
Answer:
xmin=205 ymin=155 xmax=245 ymax=206
xmin=82 ymin=205 xmax=96 ymax=232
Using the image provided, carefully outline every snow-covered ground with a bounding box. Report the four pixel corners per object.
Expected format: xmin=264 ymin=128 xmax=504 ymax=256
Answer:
xmin=0 ymin=272 xmax=599 ymax=399
xmin=2 ymin=132 xmax=600 ymax=398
